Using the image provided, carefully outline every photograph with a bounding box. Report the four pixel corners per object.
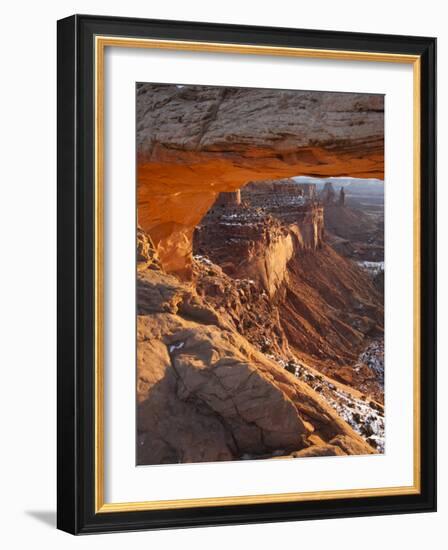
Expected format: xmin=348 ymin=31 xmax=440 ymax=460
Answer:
xmin=54 ymin=13 xmax=436 ymax=534
xmin=136 ymin=83 xmax=385 ymax=465
xmin=0 ymin=0 xmax=441 ymax=543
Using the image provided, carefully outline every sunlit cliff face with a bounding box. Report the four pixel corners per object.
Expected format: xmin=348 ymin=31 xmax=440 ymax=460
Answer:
xmin=136 ymin=84 xmax=384 ymax=278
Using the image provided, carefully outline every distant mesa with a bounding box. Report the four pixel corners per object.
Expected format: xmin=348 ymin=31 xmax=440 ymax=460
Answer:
xmin=242 ymin=178 xmax=317 ymax=206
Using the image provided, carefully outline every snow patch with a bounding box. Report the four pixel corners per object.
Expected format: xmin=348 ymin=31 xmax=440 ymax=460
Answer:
xmin=169 ymin=342 xmax=185 ymax=353
xmin=265 ymin=353 xmax=385 ymax=453
xmin=357 ymin=261 xmax=384 ymax=276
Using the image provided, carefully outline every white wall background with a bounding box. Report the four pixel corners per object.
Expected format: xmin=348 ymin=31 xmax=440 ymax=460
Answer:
xmin=0 ymin=0 xmax=444 ymax=547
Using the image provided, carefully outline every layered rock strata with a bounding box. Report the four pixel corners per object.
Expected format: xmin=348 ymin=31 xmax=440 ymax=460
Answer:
xmin=194 ymin=181 xmax=324 ymax=296
xmin=193 ymin=182 xmax=384 ymax=399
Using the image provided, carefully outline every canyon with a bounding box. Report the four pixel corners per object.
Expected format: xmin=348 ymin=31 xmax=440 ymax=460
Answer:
xmin=137 ymin=180 xmax=384 ymax=464
xmin=194 ymin=180 xmax=384 ymax=399
xmin=136 ymin=84 xmax=385 ymax=465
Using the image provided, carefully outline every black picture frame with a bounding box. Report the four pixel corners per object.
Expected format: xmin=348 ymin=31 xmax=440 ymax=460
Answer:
xmin=57 ymin=14 xmax=436 ymax=534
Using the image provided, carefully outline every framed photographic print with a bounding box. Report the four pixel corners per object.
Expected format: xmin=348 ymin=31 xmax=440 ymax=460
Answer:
xmin=57 ymin=14 xmax=436 ymax=534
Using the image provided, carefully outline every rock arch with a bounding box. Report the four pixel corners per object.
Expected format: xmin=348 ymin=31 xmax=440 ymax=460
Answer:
xmin=137 ymin=84 xmax=384 ymax=278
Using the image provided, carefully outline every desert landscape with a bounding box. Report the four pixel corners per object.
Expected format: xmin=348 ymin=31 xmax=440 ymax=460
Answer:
xmin=136 ymin=83 xmax=385 ymax=465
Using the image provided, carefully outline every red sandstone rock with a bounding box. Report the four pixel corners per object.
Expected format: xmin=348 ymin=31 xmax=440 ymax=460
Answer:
xmin=194 ymin=183 xmax=324 ymax=296
xmin=136 ymin=84 xmax=384 ymax=276
xmin=192 ymin=182 xmax=383 ymax=394
xmin=136 ymin=233 xmax=375 ymax=464
xmin=135 ymin=84 xmax=385 ymax=463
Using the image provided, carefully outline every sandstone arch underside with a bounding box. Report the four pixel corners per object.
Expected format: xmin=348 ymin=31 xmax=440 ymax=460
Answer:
xmin=136 ymin=84 xmax=384 ymax=277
